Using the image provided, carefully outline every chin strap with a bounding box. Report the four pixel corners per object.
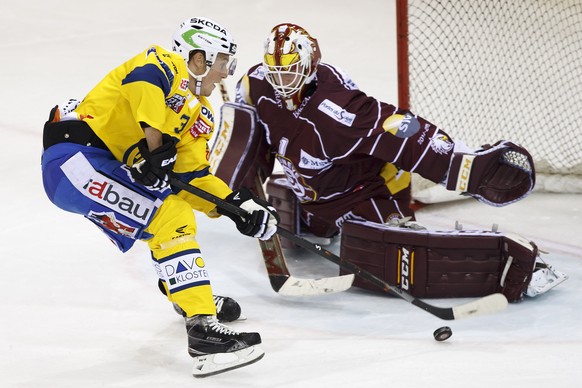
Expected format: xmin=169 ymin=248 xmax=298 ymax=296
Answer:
xmin=187 ymin=66 xmax=210 ymax=96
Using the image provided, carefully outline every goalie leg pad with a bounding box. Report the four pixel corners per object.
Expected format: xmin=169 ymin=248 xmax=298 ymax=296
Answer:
xmin=210 ymin=102 xmax=273 ymax=189
xmin=498 ymin=234 xmax=538 ymax=301
xmin=340 ymin=220 xmax=537 ymax=302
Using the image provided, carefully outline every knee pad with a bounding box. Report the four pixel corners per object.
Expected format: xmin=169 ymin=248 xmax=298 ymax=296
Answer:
xmin=340 ymin=220 xmax=536 ymax=302
xmin=146 ymin=194 xmax=199 ymax=258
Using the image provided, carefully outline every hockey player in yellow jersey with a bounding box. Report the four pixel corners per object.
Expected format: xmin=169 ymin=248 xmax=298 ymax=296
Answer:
xmin=41 ymin=17 xmax=278 ymax=377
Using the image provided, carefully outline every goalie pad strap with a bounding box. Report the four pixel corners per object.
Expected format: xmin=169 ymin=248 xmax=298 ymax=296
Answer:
xmin=340 ymin=220 xmax=536 ymax=302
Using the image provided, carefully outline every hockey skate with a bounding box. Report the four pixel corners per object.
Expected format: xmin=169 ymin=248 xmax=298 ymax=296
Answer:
xmin=186 ymin=315 xmax=264 ymax=377
xmin=173 ymin=295 xmax=244 ymax=322
xmin=386 ymin=216 xmax=427 ymax=230
xmin=525 ymin=261 xmax=568 ymax=298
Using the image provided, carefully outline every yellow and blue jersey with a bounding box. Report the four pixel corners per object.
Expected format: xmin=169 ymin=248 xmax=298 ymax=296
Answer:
xmin=75 ymin=45 xmax=231 ymax=214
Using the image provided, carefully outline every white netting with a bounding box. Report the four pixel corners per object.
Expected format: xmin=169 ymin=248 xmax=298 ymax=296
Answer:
xmin=400 ymin=0 xmax=582 ymax=202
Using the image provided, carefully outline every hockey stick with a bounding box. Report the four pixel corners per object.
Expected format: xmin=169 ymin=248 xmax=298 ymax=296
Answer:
xmin=251 ymin=175 xmax=355 ymax=296
xmin=275 ymin=226 xmax=508 ymax=320
xmin=173 ymin=177 xmax=353 ymax=296
xmin=209 ymin=82 xmax=354 ymax=296
xmin=170 ymin=178 xmax=508 ymax=320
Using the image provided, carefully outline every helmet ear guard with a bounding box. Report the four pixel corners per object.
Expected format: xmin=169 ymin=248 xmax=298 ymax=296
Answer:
xmin=263 ymin=23 xmax=321 ymax=110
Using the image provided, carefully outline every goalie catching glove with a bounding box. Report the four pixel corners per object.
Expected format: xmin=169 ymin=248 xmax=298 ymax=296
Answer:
xmin=218 ymin=187 xmax=280 ymax=240
xmin=130 ymin=134 xmax=178 ymax=191
xmin=444 ymin=140 xmax=535 ymax=206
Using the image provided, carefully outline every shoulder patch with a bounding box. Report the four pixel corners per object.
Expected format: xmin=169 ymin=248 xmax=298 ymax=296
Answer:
xmin=382 ymin=113 xmax=420 ymax=138
xmin=166 ymin=94 xmax=186 ymax=113
xmin=430 ymin=134 xmax=454 ymax=154
xmin=249 ymin=66 xmax=266 ymax=80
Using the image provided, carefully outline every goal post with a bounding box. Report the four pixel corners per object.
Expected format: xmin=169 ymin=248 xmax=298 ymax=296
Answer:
xmin=396 ymin=0 xmax=582 ymax=203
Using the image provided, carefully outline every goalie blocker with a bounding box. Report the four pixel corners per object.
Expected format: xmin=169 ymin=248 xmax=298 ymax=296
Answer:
xmin=340 ymin=220 xmax=539 ymax=302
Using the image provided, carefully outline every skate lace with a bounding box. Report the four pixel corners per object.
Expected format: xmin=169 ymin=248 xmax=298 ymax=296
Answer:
xmin=208 ymin=316 xmax=239 ymax=336
xmin=213 ymin=295 xmax=225 ymax=313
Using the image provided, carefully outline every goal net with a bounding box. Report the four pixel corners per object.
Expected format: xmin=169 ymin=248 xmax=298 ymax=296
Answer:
xmin=396 ymin=0 xmax=582 ymax=203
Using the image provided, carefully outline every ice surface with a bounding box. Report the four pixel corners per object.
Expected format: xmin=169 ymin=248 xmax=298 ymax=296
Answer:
xmin=1 ymin=1 xmax=581 ymax=387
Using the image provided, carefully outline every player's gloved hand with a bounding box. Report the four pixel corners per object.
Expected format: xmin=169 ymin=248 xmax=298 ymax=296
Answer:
xmin=218 ymin=187 xmax=280 ymax=240
xmin=130 ymin=134 xmax=177 ymax=191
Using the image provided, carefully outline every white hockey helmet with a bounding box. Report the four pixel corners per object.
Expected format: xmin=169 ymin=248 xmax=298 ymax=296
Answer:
xmin=263 ymin=23 xmax=321 ymax=109
xmin=172 ymin=17 xmax=237 ymax=76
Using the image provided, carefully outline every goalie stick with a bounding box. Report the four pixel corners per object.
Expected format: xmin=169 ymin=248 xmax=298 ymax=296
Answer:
xmin=207 ymin=81 xmax=354 ymax=296
xmin=170 ymin=178 xmax=509 ymax=320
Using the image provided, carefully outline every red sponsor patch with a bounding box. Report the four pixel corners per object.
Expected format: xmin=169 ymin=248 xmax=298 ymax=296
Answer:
xmin=190 ymin=118 xmax=211 ymax=138
xmin=88 ymin=211 xmax=137 ymax=238
xmin=179 ymin=78 xmax=189 ymax=91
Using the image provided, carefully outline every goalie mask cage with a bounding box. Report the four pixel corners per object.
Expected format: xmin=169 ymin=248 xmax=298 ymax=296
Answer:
xmin=396 ymin=0 xmax=582 ymax=203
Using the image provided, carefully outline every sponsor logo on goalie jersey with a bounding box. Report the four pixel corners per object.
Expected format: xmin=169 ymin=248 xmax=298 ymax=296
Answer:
xmin=249 ymin=66 xmax=266 ymax=80
xmin=430 ymin=134 xmax=454 ymax=155
xmin=416 ymin=124 xmax=431 ymax=145
xmin=317 ymin=99 xmax=356 ymax=127
xmin=299 ymin=149 xmax=332 ymax=170
xmin=277 ymin=156 xmax=316 ymax=202
xmin=382 ymin=113 xmax=420 ymax=138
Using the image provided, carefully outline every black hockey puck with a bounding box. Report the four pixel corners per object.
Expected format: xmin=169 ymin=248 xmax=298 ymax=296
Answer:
xmin=433 ymin=326 xmax=453 ymax=341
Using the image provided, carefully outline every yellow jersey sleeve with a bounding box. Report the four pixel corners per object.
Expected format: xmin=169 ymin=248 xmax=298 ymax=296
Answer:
xmin=75 ymin=44 xmax=233 ymax=215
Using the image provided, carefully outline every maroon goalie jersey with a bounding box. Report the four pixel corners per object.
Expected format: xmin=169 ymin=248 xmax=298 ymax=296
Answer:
xmin=235 ymin=63 xmax=456 ymax=206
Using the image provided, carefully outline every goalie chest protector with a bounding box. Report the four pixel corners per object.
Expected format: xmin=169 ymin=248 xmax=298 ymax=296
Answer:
xmin=340 ymin=220 xmax=537 ymax=301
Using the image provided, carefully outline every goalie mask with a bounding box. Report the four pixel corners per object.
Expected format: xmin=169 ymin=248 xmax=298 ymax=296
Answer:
xmin=172 ymin=17 xmax=238 ymax=81
xmin=263 ymin=23 xmax=321 ymax=110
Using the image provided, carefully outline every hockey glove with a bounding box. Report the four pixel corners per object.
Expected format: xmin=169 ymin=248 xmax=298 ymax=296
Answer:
xmin=130 ymin=134 xmax=178 ymax=191
xmin=218 ymin=187 xmax=280 ymax=240
xmin=445 ymin=140 xmax=535 ymax=206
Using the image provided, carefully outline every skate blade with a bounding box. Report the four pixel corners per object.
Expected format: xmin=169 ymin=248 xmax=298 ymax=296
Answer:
xmin=192 ymin=345 xmax=265 ymax=378
xmin=526 ymin=269 xmax=568 ymax=297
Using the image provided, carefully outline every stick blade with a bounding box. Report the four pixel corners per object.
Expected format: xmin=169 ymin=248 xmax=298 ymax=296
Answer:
xmin=452 ymin=293 xmax=508 ymax=320
xmin=276 ymin=274 xmax=355 ymax=296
